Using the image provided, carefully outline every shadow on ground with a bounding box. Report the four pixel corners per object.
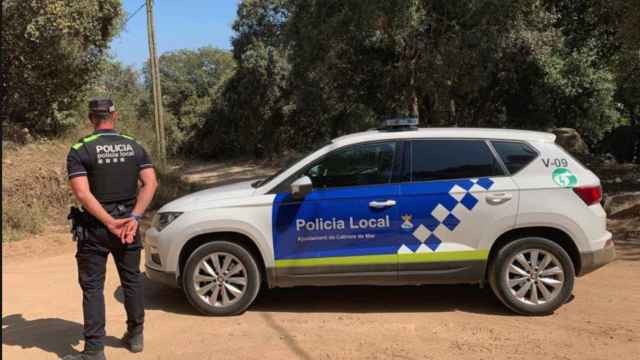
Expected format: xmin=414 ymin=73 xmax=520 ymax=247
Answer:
xmin=115 ymin=275 xmax=512 ymax=316
xmin=113 ymin=276 xmax=198 ymax=316
xmin=2 ymin=314 xmax=123 ymax=359
xmin=252 ymin=284 xmax=512 ymax=316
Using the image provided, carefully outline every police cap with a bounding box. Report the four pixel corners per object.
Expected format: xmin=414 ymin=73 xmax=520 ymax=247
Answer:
xmin=89 ymin=98 xmax=116 ymax=113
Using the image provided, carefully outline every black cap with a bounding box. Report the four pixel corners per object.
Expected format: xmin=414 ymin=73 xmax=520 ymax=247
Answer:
xmin=89 ymin=98 xmax=116 ymax=113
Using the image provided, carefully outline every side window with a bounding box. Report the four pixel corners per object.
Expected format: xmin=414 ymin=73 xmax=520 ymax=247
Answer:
xmin=411 ymin=140 xmax=503 ymax=181
xmin=491 ymin=141 xmax=538 ymax=174
xmin=305 ymin=142 xmax=396 ymax=188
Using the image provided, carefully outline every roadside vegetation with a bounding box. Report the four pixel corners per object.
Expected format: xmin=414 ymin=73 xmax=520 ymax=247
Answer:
xmin=2 ymin=0 xmax=639 ymax=241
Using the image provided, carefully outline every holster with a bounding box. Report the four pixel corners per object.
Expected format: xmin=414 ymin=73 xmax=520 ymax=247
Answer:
xmin=68 ymin=206 xmax=89 ymax=242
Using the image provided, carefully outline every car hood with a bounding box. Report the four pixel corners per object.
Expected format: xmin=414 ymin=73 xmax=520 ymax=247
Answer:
xmin=160 ymin=180 xmax=258 ymax=212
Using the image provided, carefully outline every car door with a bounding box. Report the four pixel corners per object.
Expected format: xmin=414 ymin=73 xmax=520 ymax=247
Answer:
xmin=272 ymin=141 xmax=403 ymax=286
xmin=396 ymin=139 xmax=519 ymax=283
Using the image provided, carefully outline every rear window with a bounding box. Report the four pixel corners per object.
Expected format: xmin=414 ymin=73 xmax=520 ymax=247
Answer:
xmin=411 ymin=140 xmax=504 ymax=181
xmin=491 ymin=141 xmax=538 ymax=174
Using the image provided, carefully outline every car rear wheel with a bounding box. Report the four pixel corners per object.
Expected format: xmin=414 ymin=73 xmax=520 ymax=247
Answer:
xmin=183 ymin=241 xmax=261 ymax=316
xmin=489 ymin=237 xmax=575 ymax=315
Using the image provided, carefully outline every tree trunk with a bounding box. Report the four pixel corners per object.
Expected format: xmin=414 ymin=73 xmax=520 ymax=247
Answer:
xmin=408 ymin=58 xmax=419 ymax=120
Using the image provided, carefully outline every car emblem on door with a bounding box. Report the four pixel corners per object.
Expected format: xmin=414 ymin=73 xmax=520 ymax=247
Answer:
xmin=401 ymin=214 xmax=414 ymax=231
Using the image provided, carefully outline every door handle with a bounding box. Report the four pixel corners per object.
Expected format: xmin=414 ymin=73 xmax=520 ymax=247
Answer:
xmin=369 ymin=200 xmax=397 ymax=209
xmin=486 ymin=193 xmax=513 ymax=205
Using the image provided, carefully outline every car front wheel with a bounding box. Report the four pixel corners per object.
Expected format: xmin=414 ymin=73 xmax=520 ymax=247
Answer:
xmin=182 ymin=241 xmax=261 ymax=316
xmin=489 ymin=237 xmax=575 ymax=315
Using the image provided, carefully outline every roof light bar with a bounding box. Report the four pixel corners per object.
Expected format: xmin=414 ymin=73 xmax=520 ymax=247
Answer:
xmin=379 ymin=117 xmax=419 ymax=131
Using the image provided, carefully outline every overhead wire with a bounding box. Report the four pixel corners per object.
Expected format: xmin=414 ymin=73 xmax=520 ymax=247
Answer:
xmin=124 ymin=2 xmax=146 ymax=26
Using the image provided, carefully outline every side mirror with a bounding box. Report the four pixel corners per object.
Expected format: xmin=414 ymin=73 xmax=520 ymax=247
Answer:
xmin=291 ymin=176 xmax=313 ymax=199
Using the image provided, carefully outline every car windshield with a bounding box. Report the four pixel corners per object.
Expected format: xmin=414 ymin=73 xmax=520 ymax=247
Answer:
xmin=251 ymin=141 xmax=331 ymax=188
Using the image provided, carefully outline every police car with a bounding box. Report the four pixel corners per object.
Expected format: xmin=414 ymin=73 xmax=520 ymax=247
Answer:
xmin=145 ymin=118 xmax=615 ymax=316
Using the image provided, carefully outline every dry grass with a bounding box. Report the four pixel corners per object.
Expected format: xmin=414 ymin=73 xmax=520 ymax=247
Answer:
xmin=2 ymin=201 xmax=47 ymax=242
xmin=2 ymin=140 xmax=72 ymax=242
xmin=0 ymin=138 xmax=205 ymax=242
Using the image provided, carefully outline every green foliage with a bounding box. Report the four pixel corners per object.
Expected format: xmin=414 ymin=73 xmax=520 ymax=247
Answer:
xmin=550 ymin=0 xmax=640 ymax=126
xmin=189 ymin=0 xmax=630 ymax=156
xmin=540 ymin=49 xmax=619 ymax=143
xmin=142 ymin=47 xmax=235 ymax=155
xmin=198 ymin=42 xmax=291 ymax=157
xmin=82 ymin=58 xmax=157 ymax=149
xmin=2 ymin=0 xmax=123 ymax=136
xmin=1 ymin=0 xmax=636 ymax=160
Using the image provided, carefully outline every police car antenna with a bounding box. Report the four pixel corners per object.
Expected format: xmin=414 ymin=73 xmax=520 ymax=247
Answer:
xmin=378 ymin=117 xmax=419 ymax=131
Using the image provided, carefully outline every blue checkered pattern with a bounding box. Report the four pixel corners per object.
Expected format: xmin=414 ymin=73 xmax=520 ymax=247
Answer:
xmin=398 ymin=177 xmax=495 ymax=253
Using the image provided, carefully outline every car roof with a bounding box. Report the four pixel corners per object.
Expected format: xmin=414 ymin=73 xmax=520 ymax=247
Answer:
xmin=332 ymin=127 xmax=556 ymax=146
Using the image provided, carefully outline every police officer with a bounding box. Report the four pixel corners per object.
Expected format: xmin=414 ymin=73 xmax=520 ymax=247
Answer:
xmin=64 ymin=99 xmax=158 ymax=360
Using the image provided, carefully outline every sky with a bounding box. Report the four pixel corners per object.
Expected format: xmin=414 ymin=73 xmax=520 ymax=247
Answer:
xmin=110 ymin=0 xmax=239 ymax=68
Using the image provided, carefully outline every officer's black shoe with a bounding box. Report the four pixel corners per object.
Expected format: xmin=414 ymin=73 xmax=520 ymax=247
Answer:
xmin=62 ymin=350 xmax=106 ymax=360
xmin=122 ymin=331 xmax=144 ymax=353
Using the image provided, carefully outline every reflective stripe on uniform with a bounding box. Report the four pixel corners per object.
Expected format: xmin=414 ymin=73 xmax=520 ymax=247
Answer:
xmin=70 ymin=133 xmax=134 ymax=150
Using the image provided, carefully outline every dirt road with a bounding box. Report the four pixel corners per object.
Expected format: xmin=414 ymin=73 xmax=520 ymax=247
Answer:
xmin=3 ymin=228 xmax=640 ymax=360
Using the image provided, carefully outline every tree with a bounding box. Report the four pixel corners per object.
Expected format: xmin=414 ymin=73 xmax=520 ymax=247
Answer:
xmin=142 ymin=47 xmax=235 ymax=155
xmin=195 ymin=0 xmax=291 ymax=158
xmin=2 ymin=0 xmax=122 ymax=136
xmin=190 ymin=0 xmax=636 ymax=158
xmin=86 ymin=58 xmax=152 ymax=144
xmin=550 ymin=0 xmax=640 ymax=126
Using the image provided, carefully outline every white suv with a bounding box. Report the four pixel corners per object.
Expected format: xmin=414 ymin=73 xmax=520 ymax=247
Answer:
xmin=145 ymin=120 xmax=615 ymax=316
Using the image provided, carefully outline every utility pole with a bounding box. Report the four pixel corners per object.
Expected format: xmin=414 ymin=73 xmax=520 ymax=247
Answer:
xmin=146 ymin=0 xmax=167 ymax=168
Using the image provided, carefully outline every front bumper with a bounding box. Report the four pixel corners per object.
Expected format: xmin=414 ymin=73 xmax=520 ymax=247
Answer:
xmin=145 ymin=265 xmax=179 ymax=288
xmin=578 ymin=240 xmax=616 ymax=276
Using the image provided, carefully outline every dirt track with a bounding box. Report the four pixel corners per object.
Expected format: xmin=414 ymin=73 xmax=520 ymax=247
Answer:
xmin=3 ymin=227 xmax=640 ymax=360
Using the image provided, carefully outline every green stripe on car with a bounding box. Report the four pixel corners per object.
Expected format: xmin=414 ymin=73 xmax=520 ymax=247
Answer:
xmin=275 ymin=250 xmax=489 ymax=268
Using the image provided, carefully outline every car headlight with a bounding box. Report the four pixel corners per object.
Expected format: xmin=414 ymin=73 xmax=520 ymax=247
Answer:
xmin=152 ymin=212 xmax=183 ymax=232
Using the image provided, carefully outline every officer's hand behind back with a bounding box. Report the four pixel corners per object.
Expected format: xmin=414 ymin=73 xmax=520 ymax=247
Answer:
xmin=106 ymin=218 xmax=131 ymax=242
xmin=123 ymin=219 xmax=139 ymax=244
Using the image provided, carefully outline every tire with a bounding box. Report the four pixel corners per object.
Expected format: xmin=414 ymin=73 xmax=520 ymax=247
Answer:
xmin=182 ymin=241 xmax=261 ymax=316
xmin=488 ymin=237 xmax=575 ymax=315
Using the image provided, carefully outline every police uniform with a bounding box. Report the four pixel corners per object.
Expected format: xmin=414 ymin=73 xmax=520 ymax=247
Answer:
xmin=67 ymin=100 xmax=153 ymax=354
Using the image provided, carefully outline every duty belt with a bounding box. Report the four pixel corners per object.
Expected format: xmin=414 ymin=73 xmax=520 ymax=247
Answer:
xmin=67 ymin=199 xmax=136 ymax=241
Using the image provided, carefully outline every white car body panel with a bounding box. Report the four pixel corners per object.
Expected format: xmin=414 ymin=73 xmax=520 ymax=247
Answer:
xmin=144 ymin=127 xmax=613 ymax=288
xmin=510 ymin=141 xmax=610 ymax=253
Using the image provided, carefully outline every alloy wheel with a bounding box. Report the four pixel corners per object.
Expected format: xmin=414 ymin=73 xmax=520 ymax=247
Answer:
xmin=505 ymin=248 xmax=565 ymax=305
xmin=192 ymin=252 xmax=248 ymax=307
